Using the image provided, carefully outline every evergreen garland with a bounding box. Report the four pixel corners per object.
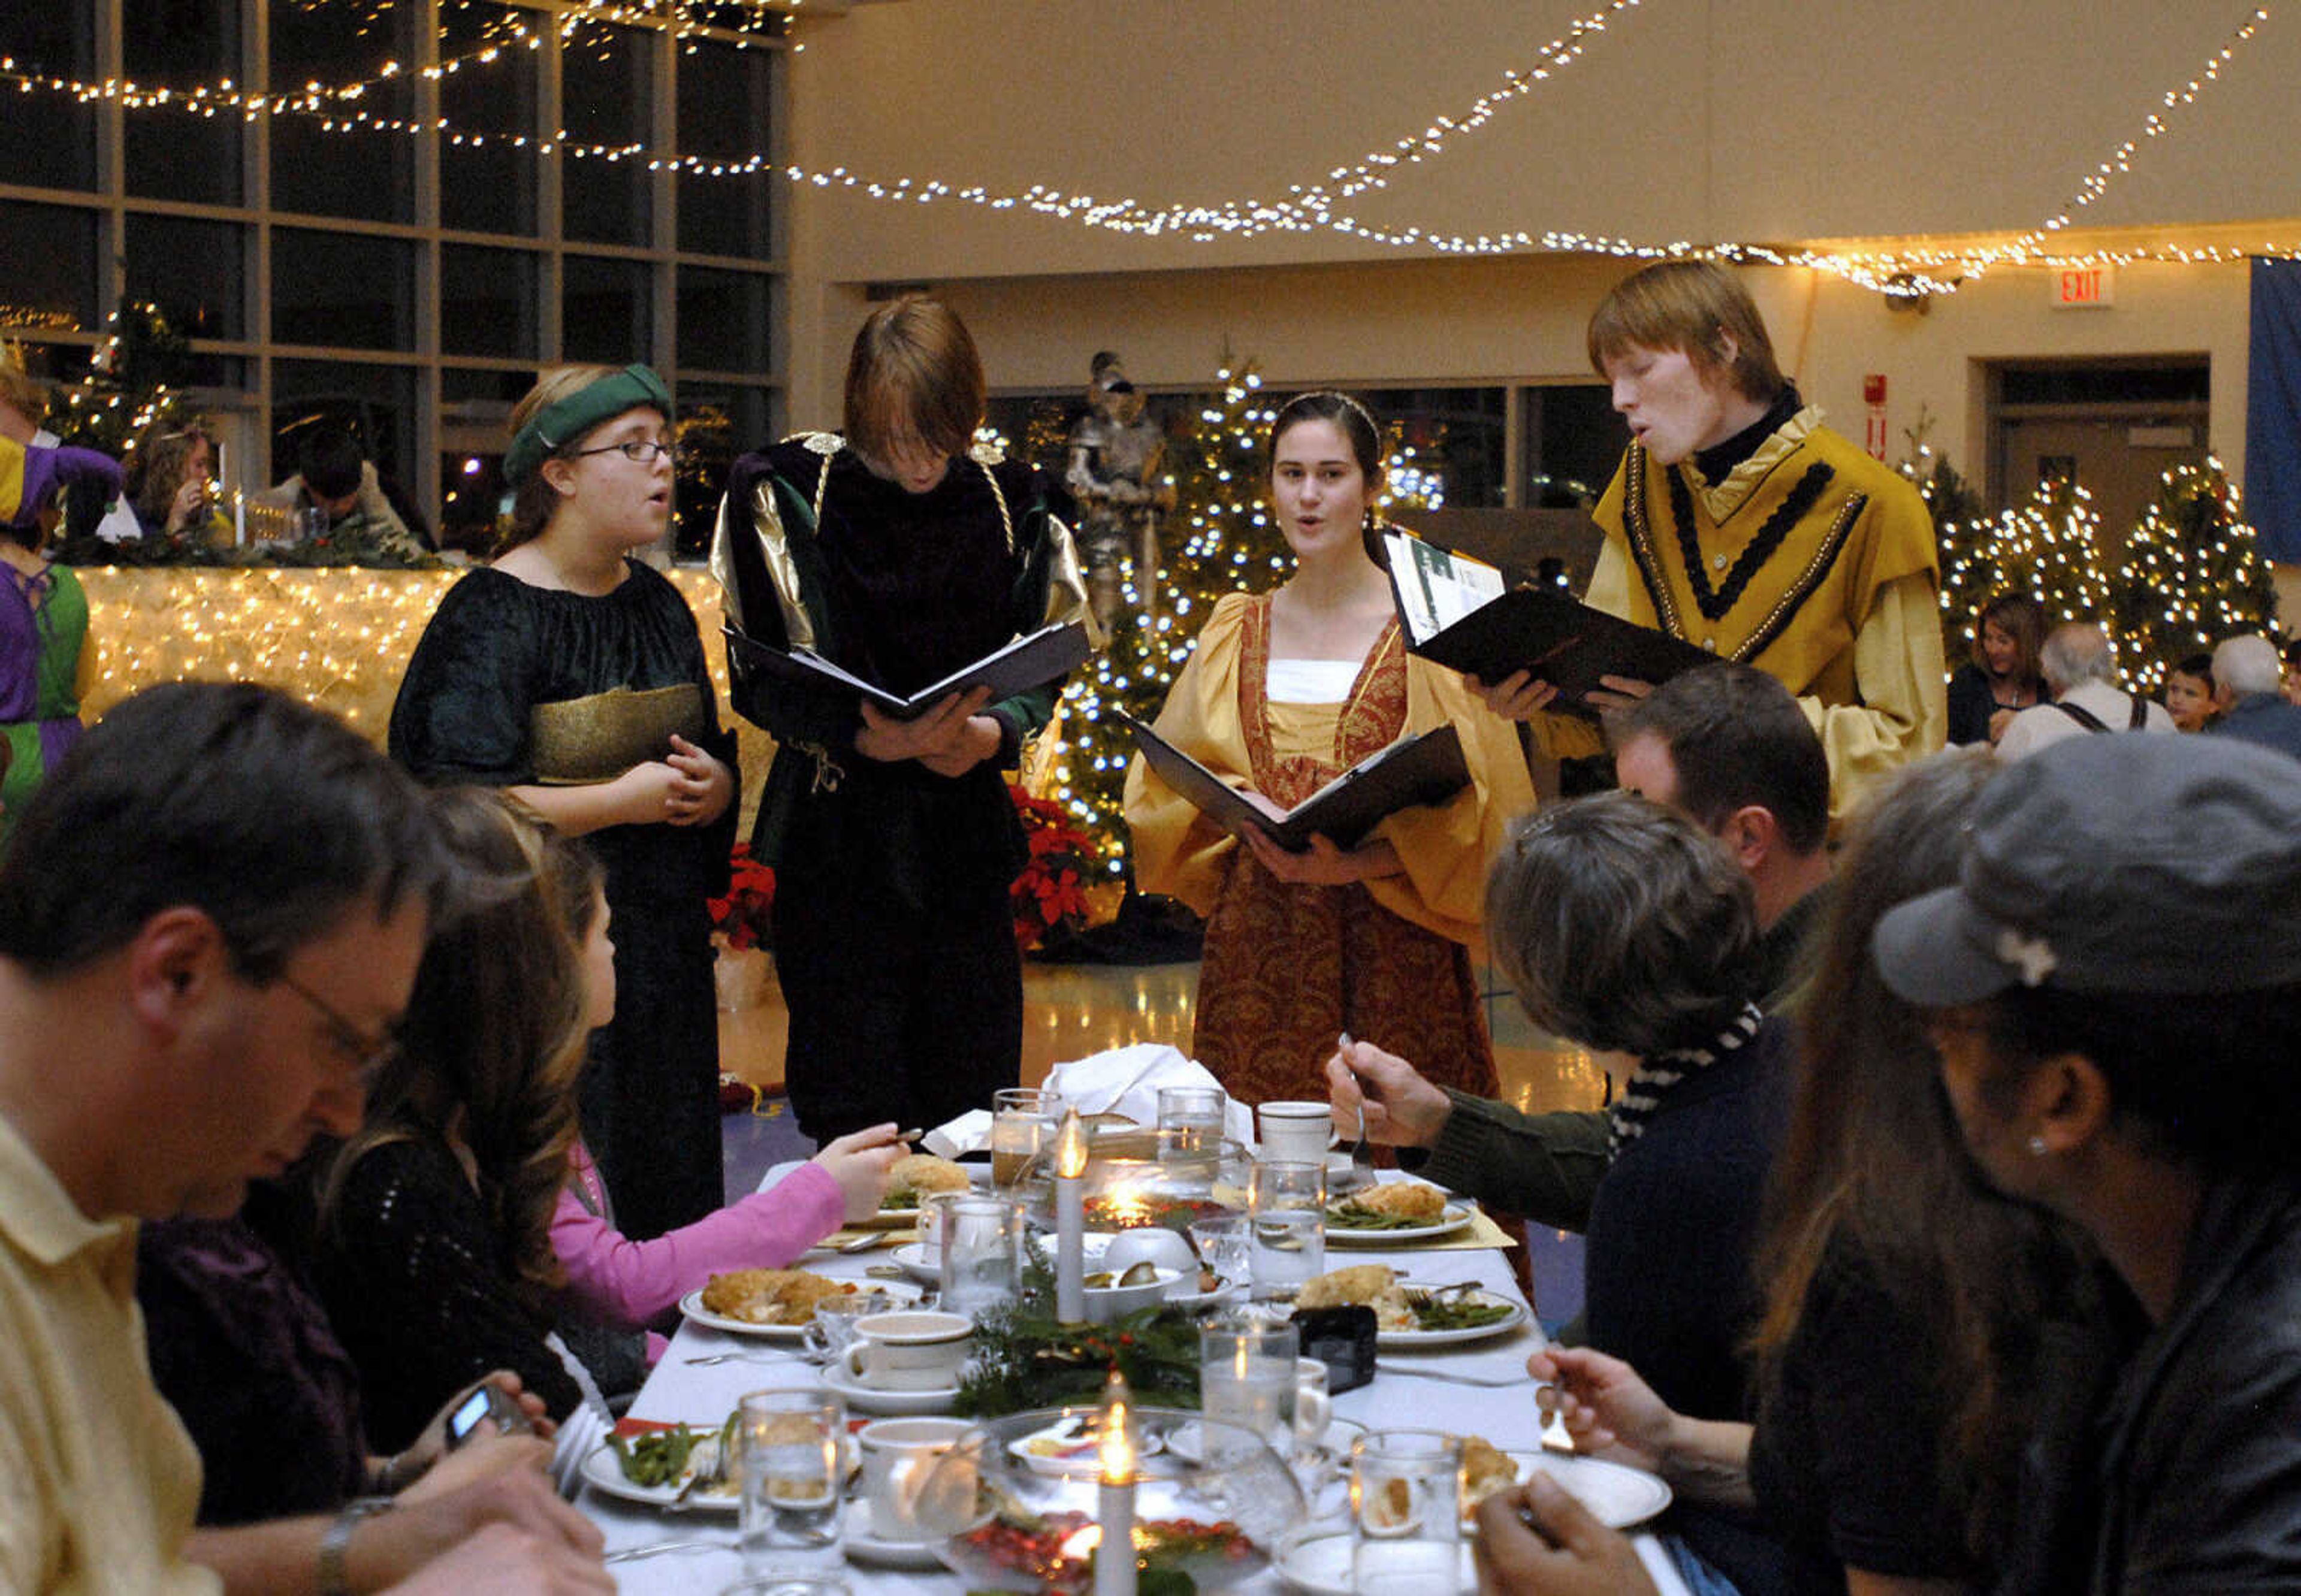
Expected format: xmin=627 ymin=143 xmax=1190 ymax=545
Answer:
xmin=954 ymin=1246 xmax=1206 ymax=1419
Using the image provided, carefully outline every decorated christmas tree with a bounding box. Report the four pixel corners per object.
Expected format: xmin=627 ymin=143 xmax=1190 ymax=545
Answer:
xmin=1045 ymin=361 xmax=1440 ymax=877
xmin=2107 ymin=461 xmax=2279 ymax=691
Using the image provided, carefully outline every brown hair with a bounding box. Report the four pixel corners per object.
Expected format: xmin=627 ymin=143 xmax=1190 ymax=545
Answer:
xmin=502 ymin=363 xmax=629 ymax=550
xmin=1752 ymin=750 xmax=2080 ymax=1561
xmin=1970 ymin=592 xmax=2046 ymax=687
xmin=122 ymin=417 xmax=215 ymax=530
xmin=318 ymin=790 xmax=600 ymax=1314
xmin=841 ymin=295 xmax=985 ymax=466
xmin=1586 ymin=260 xmax=1783 ymax=403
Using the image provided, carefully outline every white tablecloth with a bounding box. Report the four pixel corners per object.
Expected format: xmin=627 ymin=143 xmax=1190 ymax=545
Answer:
xmin=581 ymin=1163 xmax=1689 ymax=1595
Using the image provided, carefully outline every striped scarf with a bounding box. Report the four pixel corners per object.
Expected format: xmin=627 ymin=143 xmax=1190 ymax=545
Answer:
xmin=1607 ymin=1003 xmax=1765 ymax=1154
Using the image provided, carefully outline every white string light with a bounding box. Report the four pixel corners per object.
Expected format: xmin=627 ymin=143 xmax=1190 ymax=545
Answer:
xmin=0 ymin=2 xmax=2285 ymax=297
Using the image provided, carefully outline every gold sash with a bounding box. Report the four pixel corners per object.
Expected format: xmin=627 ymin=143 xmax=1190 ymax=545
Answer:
xmin=528 ymin=684 xmax=707 ymax=785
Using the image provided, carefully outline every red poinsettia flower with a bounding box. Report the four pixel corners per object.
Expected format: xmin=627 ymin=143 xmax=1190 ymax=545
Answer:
xmin=1007 ymin=783 xmax=1099 ymax=950
xmin=706 ymin=843 xmax=777 ymax=951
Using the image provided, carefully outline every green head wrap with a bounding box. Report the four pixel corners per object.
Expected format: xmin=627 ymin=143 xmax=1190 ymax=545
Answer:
xmin=504 ymin=364 xmax=674 ymax=490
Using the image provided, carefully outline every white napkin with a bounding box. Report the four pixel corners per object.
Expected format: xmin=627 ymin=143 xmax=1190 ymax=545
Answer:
xmin=1044 ymin=1044 xmax=1255 ymax=1145
xmin=922 ymin=1109 xmax=995 ymax=1160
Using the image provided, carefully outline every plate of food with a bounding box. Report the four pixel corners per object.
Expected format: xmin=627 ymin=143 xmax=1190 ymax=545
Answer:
xmin=679 ymin=1270 xmax=918 ymax=1338
xmin=1323 ymin=1181 xmax=1473 ymax=1245
xmin=1005 ymin=1411 xmax=1170 ymax=1477
xmin=854 ymin=1152 xmax=971 ymax=1229
xmin=1292 ymin=1264 xmax=1527 ymax=1347
xmin=1496 ymin=1447 xmax=1671 ymax=1529
xmin=581 ymin=1419 xmax=740 ymax=1512
xmin=584 ymin=1418 xmax=863 ymax=1513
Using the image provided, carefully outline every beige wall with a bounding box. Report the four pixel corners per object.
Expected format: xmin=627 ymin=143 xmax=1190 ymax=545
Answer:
xmin=778 ymin=2 xmax=2282 ymax=500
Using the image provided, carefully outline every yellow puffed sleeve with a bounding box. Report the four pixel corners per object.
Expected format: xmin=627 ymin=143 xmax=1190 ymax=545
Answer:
xmin=1799 ymin=568 xmax=1948 ymax=823
xmin=1122 ymin=593 xmax=1253 ymax=918
xmin=1366 ymin=659 xmax=1540 ymax=954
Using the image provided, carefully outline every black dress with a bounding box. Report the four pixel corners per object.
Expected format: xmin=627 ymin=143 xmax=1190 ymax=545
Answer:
xmin=1946 ymin=662 xmax=2034 ymax=746
xmin=717 ymin=440 xmax=1082 ymax=1142
xmin=389 ymin=560 xmax=736 ymax=1238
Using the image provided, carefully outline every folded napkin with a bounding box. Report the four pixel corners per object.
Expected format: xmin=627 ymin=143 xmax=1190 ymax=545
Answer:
xmin=1045 ymin=1044 xmax=1255 ymax=1145
xmin=922 ymin=1109 xmax=994 ymax=1160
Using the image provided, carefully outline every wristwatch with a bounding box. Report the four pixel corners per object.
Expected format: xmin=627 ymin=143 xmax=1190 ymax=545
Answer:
xmin=318 ymin=1495 xmax=395 ymax=1596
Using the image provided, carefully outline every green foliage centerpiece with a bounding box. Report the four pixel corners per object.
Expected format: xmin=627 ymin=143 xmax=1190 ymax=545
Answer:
xmin=955 ymin=1246 xmax=1205 ymax=1419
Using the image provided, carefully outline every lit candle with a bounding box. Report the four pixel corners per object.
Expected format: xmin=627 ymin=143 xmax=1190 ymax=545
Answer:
xmin=1094 ymin=1370 xmax=1139 ymax=1596
xmin=1055 ymin=1107 xmax=1089 ymax=1323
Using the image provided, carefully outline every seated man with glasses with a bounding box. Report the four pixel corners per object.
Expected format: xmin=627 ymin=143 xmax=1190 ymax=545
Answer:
xmin=0 ymin=681 xmax=608 ymax=1594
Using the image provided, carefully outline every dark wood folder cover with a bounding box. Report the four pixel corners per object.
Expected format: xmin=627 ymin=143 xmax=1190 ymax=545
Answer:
xmin=723 ymin=621 xmax=1090 ymax=721
xmin=1124 ymin=715 xmax=1469 ymax=851
xmin=1384 ymin=560 xmax=1719 ymax=721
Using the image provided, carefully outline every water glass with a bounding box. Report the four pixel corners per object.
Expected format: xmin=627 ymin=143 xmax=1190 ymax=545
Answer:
xmin=938 ymin=1193 xmax=1025 ymax=1316
xmin=807 ymin=1290 xmax=896 ymax=1361
xmin=1198 ymin=1313 xmax=1300 ymax=1459
xmin=735 ymin=1388 xmax=844 ymax=1566
xmin=990 ymin=1087 xmax=1063 ymax=1192
xmin=1187 ymin=1213 xmax=1250 ymax=1299
xmin=1247 ymin=1160 xmax=1327 ymax=1300
xmin=1157 ymin=1086 xmax=1228 ymax=1154
xmin=1349 ymin=1429 xmax=1463 ymax=1595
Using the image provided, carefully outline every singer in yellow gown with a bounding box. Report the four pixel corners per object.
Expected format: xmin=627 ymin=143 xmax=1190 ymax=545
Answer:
xmin=1124 ymin=394 xmax=1535 ymax=1108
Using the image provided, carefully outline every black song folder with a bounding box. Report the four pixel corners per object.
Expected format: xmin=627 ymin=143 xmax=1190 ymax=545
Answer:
xmin=1124 ymin=715 xmax=1469 ymax=853
xmin=723 ymin=620 xmax=1090 ymax=722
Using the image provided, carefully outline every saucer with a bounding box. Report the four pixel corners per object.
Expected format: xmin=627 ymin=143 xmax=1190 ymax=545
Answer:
xmin=843 ymin=1529 xmax=950 ymax=1571
xmin=820 ymin=1367 xmax=962 ymax=1416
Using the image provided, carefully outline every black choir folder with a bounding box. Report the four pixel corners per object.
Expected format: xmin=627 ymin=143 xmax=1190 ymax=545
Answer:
xmin=1382 ymin=528 xmax=1717 ymax=720
xmin=1124 ymin=714 xmax=1468 ymax=853
xmin=723 ymin=620 xmax=1091 ymax=721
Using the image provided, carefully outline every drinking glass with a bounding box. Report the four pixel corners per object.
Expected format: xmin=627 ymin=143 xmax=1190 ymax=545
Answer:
xmin=938 ymin=1193 xmax=1025 ymax=1316
xmin=1156 ymin=1086 xmax=1228 ymax=1154
xmin=1349 ymin=1429 xmax=1463 ymax=1595
xmin=1187 ymin=1213 xmax=1250 ymax=1299
xmin=1247 ymin=1159 xmax=1326 ymax=1300
xmin=807 ymin=1290 xmax=896 ymax=1362
xmin=735 ymin=1388 xmax=844 ymax=1567
xmin=1198 ymin=1313 xmax=1300 ymax=1460
xmin=990 ymin=1087 xmax=1063 ymax=1192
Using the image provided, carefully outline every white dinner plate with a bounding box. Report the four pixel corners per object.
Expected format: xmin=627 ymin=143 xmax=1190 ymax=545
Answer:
xmin=579 ymin=1440 xmax=739 ymax=1513
xmin=1373 ymin=1290 xmax=1528 ymax=1349
xmin=1324 ymin=1201 xmax=1475 ymax=1246
xmin=677 ymin=1280 xmax=918 ymax=1340
xmin=856 ymin=1204 xmax=922 ymax=1231
xmin=843 ymin=1529 xmax=950 ymax=1571
xmin=820 ymin=1366 xmax=963 ymax=1417
xmin=1497 ymin=1450 xmax=1672 ymax=1529
xmin=1276 ymin=1526 xmax=1473 ymax=1595
xmin=889 ymin=1241 xmax=941 ymax=1285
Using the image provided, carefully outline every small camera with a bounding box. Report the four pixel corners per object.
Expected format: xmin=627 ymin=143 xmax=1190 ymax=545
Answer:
xmin=445 ymin=1382 xmax=530 ymax=1449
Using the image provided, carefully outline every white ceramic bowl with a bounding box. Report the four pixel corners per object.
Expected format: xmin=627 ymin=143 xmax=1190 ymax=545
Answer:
xmin=1083 ymin=1265 xmax=1185 ymax=1322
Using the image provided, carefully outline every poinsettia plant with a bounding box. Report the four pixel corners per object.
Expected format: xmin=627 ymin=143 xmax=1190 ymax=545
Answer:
xmin=1009 ymin=784 xmax=1096 ymax=951
xmin=706 ymin=842 xmax=777 ymax=951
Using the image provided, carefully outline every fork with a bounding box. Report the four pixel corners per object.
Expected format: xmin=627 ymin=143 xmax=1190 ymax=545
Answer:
xmin=603 ymin=1538 xmax=726 ymax=1565
xmin=681 ymin=1349 xmax=813 ymax=1367
xmin=1340 ymin=1032 xmax=1378 ymax=1187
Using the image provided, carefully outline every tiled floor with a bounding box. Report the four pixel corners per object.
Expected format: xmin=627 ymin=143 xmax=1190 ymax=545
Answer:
xmin=718 ymin=953 xmax=1598 ymax=1329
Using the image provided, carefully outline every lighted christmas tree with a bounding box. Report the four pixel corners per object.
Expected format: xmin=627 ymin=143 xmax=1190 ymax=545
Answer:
xmin=2107 ymin=461 xmax=2279 ymax=691
xmin=1045 ymin=361 xmax=1440 ymax=877
xmin=1926 ymin=471 xmax=2113 ymax=662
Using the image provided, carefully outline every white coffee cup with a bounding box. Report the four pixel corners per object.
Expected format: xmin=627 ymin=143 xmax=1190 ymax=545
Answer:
xmin=838 ymin=1310 xmax=973 ymax=1392
xmin=856 ymin=1416 xmax=973 ymax=1541
xmin=1258 ymin=1101 xmax=1338 ymax=1164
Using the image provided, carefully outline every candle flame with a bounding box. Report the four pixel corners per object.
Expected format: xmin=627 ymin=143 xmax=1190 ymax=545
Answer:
xmin=1059 ymin=1524 xmax=1102 ymax=1559
xmin=1098 ymin=1370 xmax=1138 ymax=1486
xmin=1056 ymin=1107 xmax=1089 ymax=1180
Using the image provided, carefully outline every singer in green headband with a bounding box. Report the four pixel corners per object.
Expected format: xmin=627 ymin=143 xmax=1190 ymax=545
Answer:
xmin=388 ymin=362 xmax=739 ymax=1239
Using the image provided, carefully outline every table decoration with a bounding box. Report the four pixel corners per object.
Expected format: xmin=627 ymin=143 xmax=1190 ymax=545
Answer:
xmin=1094 ymin=1371 xmax=1140 ymax=1596
xmin=955 ymin=1250 xmax=1204 ymax=1418
xmin=1055 ymin=1108 xmax=1091 ymax=1321
xmin=915 ymin=1404 xmax=1304 ymax=1594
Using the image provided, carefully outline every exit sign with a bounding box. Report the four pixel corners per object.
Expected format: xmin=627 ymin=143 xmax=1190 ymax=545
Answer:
xmin=2053 ymin=265 xmax=2116 ymax=307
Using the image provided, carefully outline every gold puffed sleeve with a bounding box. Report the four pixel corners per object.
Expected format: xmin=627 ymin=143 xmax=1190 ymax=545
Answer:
xmin=1122 ymin=593 xmax=1254 ymax=918
xmin=1365 ymin=658 xmax=1541 ymax=954
xmin=1801 ymin=568 xmax=1947 ymax=823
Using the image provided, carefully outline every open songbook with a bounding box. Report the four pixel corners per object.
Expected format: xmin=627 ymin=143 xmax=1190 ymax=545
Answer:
xmin=722 ymin=620 xmax=1091 ymax=721
xmin=1124 ymin=714 xmax=1469 ymax=852
xmin=1383 ymin=527 xmax=1718 ymax=720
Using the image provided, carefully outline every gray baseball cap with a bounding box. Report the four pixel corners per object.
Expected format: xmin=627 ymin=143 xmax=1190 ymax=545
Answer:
xmin=1874 ymin=733 xmax=2301 ymax=1005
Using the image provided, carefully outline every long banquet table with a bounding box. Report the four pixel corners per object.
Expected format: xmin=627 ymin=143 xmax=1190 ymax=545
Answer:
xmin=581 ymin=1163 xmax=1691 ymax=1595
